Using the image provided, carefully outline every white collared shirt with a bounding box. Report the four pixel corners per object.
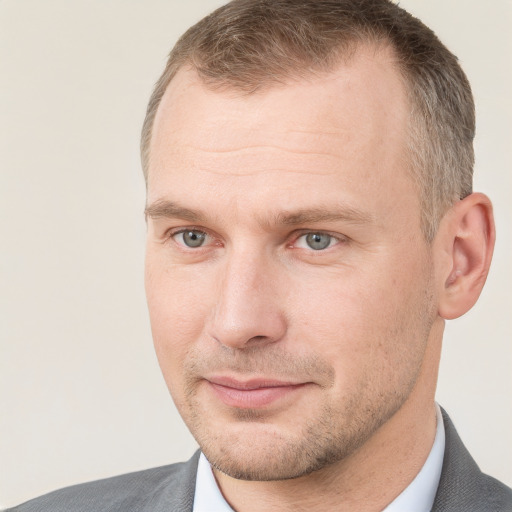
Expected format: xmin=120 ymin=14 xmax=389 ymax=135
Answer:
xmin=193 ymin=404 xmax=445 ymax=512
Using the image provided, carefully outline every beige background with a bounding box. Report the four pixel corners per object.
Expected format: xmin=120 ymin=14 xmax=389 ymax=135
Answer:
xmin=1 ymin=0 xmax=511 ymax=508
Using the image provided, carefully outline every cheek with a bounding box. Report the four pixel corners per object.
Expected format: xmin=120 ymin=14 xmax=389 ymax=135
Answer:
xmin=145 ymin=259 xmax=214 ymax=379
xmin=289 ymin=262 xmax=431 ymax=390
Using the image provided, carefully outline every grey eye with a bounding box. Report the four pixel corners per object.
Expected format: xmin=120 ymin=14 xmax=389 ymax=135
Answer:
xmin=180 ymin=230 xmax=206 ymax=248
xmin=305 ymin=233 xmax=332 ymax=250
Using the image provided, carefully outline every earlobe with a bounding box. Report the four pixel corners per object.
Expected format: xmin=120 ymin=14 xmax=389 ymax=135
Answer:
xmin=437 ymin=193 xmax=495 ymax=320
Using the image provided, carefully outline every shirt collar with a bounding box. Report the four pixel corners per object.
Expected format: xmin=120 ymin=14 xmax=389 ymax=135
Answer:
xmin=193 ymin=453 xmax=234 ymax=512
xmin=382 ymin=403 xmax=445 ymax=512
xmin=193 ymin=404 xmax=445 ymax=512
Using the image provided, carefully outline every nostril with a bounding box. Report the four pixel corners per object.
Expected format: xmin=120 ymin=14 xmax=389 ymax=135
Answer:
xmin=248 ymin=335 xmax=266 ymax=343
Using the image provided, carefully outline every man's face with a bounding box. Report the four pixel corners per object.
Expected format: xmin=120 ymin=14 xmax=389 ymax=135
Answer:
xmin=145 ymin=46 xmax=439 ymax=480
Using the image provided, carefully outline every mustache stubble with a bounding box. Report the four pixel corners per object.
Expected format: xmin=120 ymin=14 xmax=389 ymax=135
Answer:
xmin=182 ymin=344 xmax=336 ymax=392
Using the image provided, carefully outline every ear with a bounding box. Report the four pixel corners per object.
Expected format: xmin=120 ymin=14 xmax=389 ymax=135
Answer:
xmin=436 ymin=193 xmax=495 ymax=320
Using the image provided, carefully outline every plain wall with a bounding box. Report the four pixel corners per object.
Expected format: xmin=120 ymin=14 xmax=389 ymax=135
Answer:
xmin=1 ymin=0 xmax=510 ymax=508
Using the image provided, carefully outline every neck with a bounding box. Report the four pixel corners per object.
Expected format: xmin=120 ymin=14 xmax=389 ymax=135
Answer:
xmin=214 ymin=320 xmax=444 ymax=512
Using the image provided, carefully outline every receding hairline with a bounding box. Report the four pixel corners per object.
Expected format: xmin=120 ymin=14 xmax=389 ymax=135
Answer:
xmin=143 ymin=37 xmax=407 ymax=181
xmin=141 ymin=0 xmax=475 ymax=242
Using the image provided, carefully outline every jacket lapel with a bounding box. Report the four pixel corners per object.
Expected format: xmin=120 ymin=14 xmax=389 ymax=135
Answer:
xmin=432 ymin=409 xmax=492 ymax=511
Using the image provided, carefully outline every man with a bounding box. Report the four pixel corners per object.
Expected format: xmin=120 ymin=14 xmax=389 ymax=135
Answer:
xmin=7 ymin=0 xmax=511 ymax=510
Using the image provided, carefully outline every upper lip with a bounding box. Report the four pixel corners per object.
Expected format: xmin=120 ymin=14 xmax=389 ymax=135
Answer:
xmin=206 ymin=376 xmax=306 ymax=390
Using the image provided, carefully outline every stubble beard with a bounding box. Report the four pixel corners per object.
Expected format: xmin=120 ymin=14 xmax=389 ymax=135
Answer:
xmin=171 ymin=267 xmax=437 ymax=482
xmin=176 ymin=343 xmax=428 ymax=482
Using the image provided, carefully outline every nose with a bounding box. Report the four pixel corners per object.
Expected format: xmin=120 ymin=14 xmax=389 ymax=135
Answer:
xmin=207 ymin=250 xmax=287 ymax=350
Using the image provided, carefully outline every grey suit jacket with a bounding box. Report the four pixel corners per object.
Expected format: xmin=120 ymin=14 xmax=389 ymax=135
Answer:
xmin=6 ymin=409 xmax=512 ymax=511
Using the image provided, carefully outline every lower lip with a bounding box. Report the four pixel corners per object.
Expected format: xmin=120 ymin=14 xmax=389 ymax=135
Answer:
xmin=208 ymin=382 xmax=306 ymax=408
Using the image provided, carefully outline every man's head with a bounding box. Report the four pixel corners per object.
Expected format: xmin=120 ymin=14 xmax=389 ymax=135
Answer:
xmin=141 ymin=0 xmax=475 ymax=242
xmin=142 ymin=0 xmax=494 ymax=484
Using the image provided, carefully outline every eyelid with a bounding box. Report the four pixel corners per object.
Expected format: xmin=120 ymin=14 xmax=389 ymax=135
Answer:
xmin=165 ymin=226 xmax=216 ymax=248
xmin=162 ymin=226 xmax=347 ymax=250
xmin=290 ymin=230 xmax=348 ymax=249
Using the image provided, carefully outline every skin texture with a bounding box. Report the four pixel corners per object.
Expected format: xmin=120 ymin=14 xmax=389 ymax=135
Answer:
xmin=144 ymin=44 xmax=495 ymax=511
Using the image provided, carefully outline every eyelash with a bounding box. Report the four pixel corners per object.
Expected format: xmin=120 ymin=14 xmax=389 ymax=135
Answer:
xmin=165 ymin=227 xmax=347 ymax=252
xmin=291 ymin=231 xmax=345 ymax=250
xmin=166 ymin=227 xmax=216 ymax=248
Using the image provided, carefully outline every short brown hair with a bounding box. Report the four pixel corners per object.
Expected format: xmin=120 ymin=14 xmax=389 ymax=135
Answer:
xmin=141 ymin=0 xmax=474 ymax=241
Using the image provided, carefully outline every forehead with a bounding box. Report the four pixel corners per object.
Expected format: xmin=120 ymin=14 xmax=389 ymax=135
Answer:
xmin=148 ymin=44 xmax=415 ymax=222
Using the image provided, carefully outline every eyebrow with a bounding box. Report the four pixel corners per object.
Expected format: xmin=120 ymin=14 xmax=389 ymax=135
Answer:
xmin=145 ymin=200 xmax=373 ymax=227
xmin=145 ymin=200 xmax=206 ymax=222
xmin=275 ymin=207 xmax=374 ymax=226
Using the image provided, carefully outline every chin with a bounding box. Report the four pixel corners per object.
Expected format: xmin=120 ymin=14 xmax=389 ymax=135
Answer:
xmin=191 ymin=412 xmax=361 ymax=482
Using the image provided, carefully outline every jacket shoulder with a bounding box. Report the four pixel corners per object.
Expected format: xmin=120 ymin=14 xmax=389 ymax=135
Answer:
xmin=4 ymin=453 xmax=199 ymax=512
xmin=433 ymin=409 xmax=512 ymax=511
xmin=476 ymin=473 xmax=512 ymax=511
